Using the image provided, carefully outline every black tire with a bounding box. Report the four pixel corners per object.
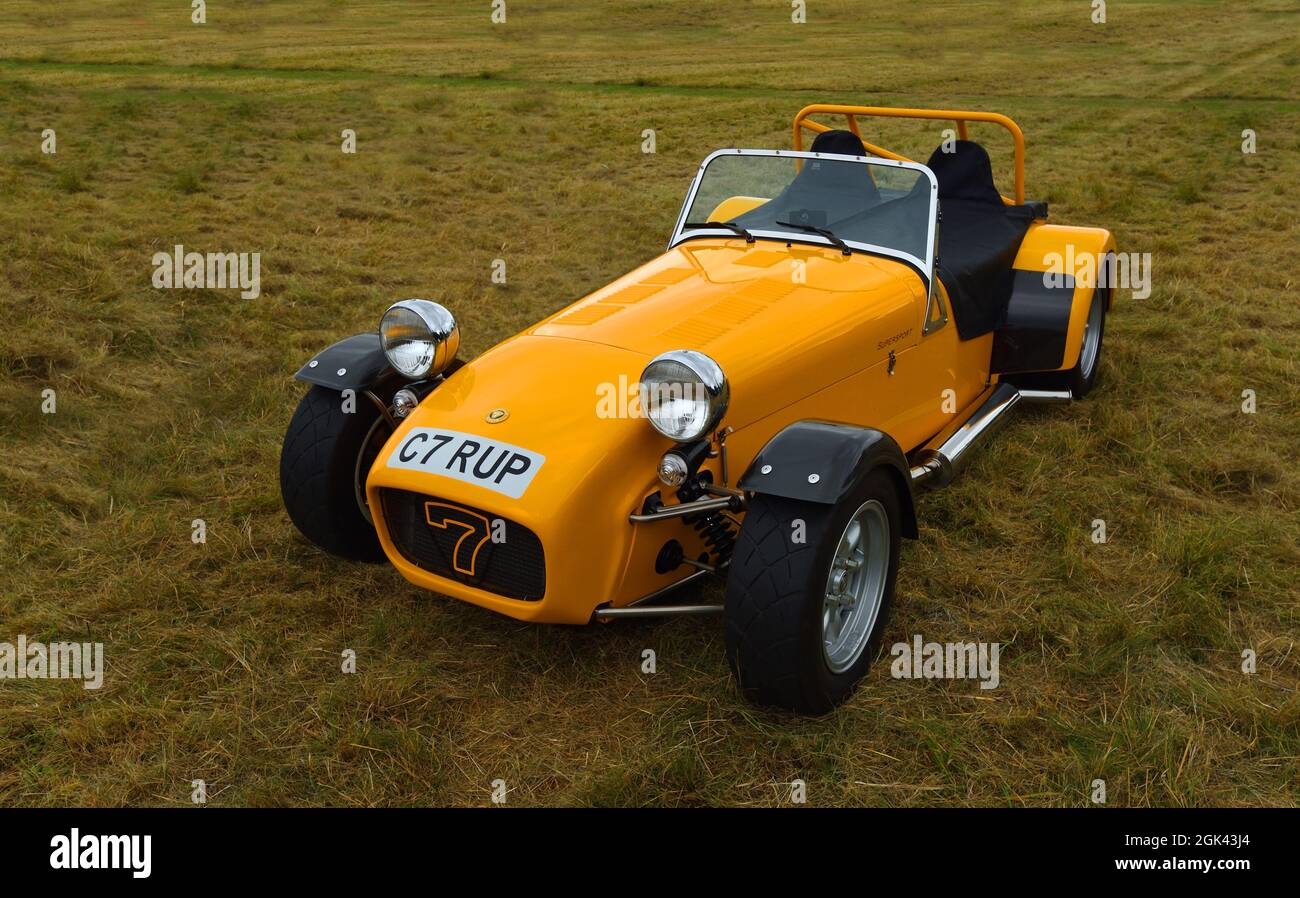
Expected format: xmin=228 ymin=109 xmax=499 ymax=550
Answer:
xmin=725 ymin=468 xmax=901 ymax=715
xmin=279 ymin=385 xmax=391 ymax=562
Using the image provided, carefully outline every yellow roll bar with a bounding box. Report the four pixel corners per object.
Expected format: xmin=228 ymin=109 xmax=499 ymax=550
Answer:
xmin=792 ymin=104 xmax=1027 ymax=205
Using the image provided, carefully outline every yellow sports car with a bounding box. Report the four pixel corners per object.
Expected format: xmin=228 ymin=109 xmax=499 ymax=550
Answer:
xmin=280 ymin=105 xmax=1117 ymax=713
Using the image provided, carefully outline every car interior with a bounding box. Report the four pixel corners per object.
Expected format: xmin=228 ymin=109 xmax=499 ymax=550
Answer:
xmin=733 ymin=128 xmax=1046 ymax=341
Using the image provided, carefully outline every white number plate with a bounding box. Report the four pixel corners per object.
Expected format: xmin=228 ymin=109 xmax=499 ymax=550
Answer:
xmin=386 ymin=428 xmax=545 ymax=499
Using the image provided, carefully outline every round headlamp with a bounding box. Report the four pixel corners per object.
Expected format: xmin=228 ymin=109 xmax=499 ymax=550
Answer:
xmin=380 ymin=299 xmax=460 ymax=380
xmin=639 ymin=349 xmax=729 ymax=443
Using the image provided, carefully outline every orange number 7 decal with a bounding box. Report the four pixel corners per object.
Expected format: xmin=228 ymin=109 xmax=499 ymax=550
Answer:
xmin=424 ymin=502 xmax=492 ymax=576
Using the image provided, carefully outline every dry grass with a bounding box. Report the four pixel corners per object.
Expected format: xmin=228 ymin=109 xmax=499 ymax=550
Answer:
xmin=0 ymin=0 xmax=1296 ymax=806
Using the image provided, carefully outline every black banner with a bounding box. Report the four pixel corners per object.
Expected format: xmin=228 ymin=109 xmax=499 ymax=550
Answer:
xmin=1 ymin=808 xmax=1279 ymax=883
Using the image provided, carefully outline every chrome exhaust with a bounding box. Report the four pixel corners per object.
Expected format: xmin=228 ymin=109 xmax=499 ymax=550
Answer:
xmin=910 ymin=382 xmax=1050 ymax=488
xmin=1017 ymin=388 xmax=1074 ymax=404
xmin=593 ymin=603 xmax=724 ymax=620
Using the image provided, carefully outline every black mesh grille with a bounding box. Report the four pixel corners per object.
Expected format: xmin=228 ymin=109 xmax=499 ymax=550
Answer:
xmin=380 ymin=489 xmax=545 ymax=601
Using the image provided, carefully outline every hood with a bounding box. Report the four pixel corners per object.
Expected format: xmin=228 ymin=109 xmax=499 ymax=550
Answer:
xmin=528 ymin=237 xmax=925 ymax=430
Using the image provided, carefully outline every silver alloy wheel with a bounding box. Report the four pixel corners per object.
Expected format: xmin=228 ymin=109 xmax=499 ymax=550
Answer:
xmin=822 ymin=499 xmax=890 ymax=673
xmin=1078 ymin=288 xmax=1105 ymax=381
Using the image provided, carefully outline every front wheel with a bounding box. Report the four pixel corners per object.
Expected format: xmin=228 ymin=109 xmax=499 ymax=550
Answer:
xmin=725 ymin=468 xmax=901 ymax=714
xmin=279 ymin=385 xmax=393 ymax=562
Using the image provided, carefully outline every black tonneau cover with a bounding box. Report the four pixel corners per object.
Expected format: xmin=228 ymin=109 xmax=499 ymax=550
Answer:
xmin=926 ymin=140 xmax=1039 ymax=340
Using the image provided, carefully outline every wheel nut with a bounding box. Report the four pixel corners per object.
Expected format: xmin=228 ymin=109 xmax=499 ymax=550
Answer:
xmin=831 ymin=569 xmax=849 ymax=595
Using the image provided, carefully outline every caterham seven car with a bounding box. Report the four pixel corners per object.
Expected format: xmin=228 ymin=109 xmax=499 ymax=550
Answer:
xmin=280 ymin=105 xmax=1116 ymax=713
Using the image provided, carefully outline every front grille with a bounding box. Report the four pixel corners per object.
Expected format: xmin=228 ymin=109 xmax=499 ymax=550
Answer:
xmin=380 ymin=489 xmax=546 ymax=601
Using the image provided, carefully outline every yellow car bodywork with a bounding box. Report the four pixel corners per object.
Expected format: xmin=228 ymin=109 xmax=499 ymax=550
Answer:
xmin=365 ymin=105 xmax=1115 ymax=624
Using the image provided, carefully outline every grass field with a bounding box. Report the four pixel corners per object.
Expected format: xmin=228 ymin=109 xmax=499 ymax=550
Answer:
xmin=1 ymin=0 xmax=1297 ymax=807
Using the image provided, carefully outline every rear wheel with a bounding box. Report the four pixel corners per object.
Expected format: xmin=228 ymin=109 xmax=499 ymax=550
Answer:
xmin=1005 ymin=279 xmax=1110 ymax=399
xmin=725 ymin=468 xmax=901 ymax=714
xmin=279 ymin=385 xmax=393 ymax=562
xmin=1066 ymin=282 xmax=1108 ymax=398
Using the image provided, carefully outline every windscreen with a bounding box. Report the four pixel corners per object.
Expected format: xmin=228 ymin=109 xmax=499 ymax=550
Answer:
xmin=680 ymin=152 xmax=933 ymax=268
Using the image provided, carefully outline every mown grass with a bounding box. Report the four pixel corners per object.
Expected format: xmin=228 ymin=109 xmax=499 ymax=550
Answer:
xmin=0 ymin=1 xmax=1296 ymax=806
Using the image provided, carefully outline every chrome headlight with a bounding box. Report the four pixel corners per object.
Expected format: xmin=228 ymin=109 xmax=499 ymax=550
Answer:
xmin=639 ymin=349 xmax=729 ymax=442
xmin=380 ymin=300 xmax=459 ymax=379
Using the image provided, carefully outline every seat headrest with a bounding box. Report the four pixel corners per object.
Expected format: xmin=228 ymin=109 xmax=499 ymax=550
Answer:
xmin=925 ymin=140 xmax=1003 ymax=206
xmin=809 ymin=129 xmax=867 ymax=157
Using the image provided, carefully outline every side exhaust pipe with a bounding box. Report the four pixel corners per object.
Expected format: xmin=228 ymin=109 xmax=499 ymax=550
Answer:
xmin=910 ymin=383 xmax=1071 ymax=488
xmin=593 ymin=603 xmax=724 ymax=620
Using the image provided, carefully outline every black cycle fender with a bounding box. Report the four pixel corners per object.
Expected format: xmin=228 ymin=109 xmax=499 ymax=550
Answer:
xmin=738 ymin=420 xmax=918 ymax=538
xmin=293 ymin=333 xmax=396 ymax=392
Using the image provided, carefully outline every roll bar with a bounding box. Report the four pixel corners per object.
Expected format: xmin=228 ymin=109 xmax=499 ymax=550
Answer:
xmin=792 ymin=104 xmax=1026 ymax=205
